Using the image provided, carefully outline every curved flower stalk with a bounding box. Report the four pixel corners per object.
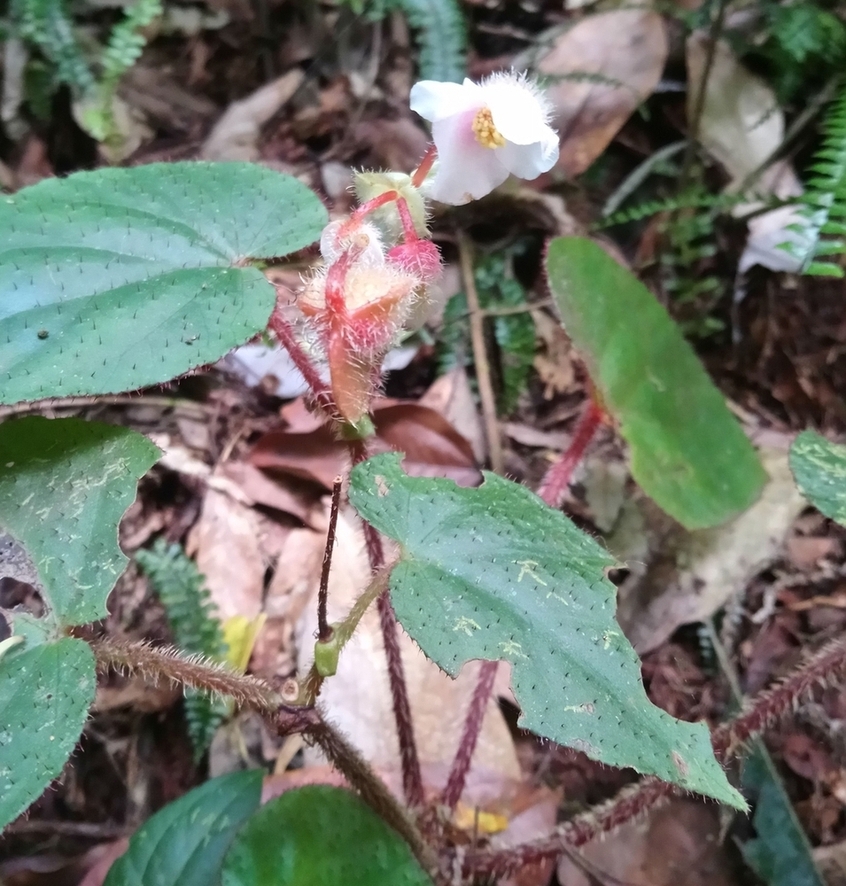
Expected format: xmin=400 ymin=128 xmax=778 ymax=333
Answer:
xmin=410 ymin=71 xmax=560 ymax=204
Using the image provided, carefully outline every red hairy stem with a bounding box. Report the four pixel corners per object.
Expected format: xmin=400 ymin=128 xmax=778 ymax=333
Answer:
xmin=458 ymin=633 xmax=846 ymax=879
xmin=411 ymin=145 xmax=437 ymax=188
xmin=441 ymin=659 xmax=498 ymax=811
xmin=350 ymin=440 xmax=425 ymax=808
xmin=267 ymin=308 xmax=332 ymax=407
xmin=536 ymin=399 xmax=605 ymax=509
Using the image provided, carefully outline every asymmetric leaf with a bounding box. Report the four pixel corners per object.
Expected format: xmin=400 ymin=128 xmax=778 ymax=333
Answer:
xmin=221 ymin=785 xmax=433 ymax=886
xmin=546 ymin=236 xmax=766 ymax=529
xmin=0 ymin=638 xmax=96 ymax=832
xmin=0 ymin=162 xmax=327 ymax=403
xmin=350 ymin=454 xmax=743 ymax=808
xmin=104 ymin=770 xmax=262 ymax=886
xmin=0 ymin=416 xmax=159 ymax=628
xmin=790 ymin=430 xmax=846 ymax=525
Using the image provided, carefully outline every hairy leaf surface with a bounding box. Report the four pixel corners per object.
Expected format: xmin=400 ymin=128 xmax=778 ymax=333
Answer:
xmin=546 ymin=236 xmax=766 ymax=529
xmin=790 ymin=430 xmax=846 ymax=525
xmin=0 ymin=417 xmax=159 ymax=628
xmin=0 ymin=162 xmax=327 ymax=403
xmin=350 ymin=454 xmax=743 ymax=807
xmin=0 ymin=639 xmax=95 ymax=832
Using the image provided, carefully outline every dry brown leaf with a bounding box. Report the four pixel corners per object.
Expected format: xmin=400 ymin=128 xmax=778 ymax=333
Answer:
xmin=187 ymin=485 xmax=265 ymax=620
xmin=557 ymin=798 xmax=742 ymax=886
xmin=201 ymin=69 xmax=304 ymax=161
xmin=296 ymin=510 xmax=521 ymax=795
xmin=614 ymin=448 xmax=806 ymax=654
xmin=371 ymin=401 xmax=481 ymax=485
xmin=217 ymin=461 xmax=324 ymax=529
xmin=420 ymin=367 xmax=486 ymax=463
xmin=686 ymin=35 xmax=802 ymax=196
xmin=538 ymin=10 xmax=668 ymax=177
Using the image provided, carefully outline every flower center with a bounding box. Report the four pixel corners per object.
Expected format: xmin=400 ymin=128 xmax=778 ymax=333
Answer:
xmin=472 ymin=107 xmax=506 ymax=149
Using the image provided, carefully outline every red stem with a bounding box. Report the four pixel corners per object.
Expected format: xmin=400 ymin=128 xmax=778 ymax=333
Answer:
xmin=536 ymin=399 xmax=604 ymax=508
xmin=411 ymin=145 xmax=437 ymax=189
xmin=351 ymin=441 xmax=425 ymax=808
xmin=267 ymin=308 xmax=332 ymax=408
xmin=441 ymin=660 xmax=498 ymax=811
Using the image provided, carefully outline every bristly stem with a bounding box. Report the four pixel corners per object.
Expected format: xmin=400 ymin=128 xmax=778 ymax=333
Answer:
xmin=267 ymin=305 xmax=333 ymax=410
xmin=441 ymin=660 xmax=498 ymax=811
xmin=411 ymin=145 xmax=437 ymax=188
xmin=537 ymin=399 xmax=604 ymax=509
xmin=318 ymin=476 xmax=343 ymax=642
xmin=307 ymin=714 xmax=437 ymax=875
xmin=351 ymin=440 xmax=425 ymax=808
xmin=458 ymin=633 xmax=846 ymax=879
xmin=92 ymin=639 xmax=282 ymax=712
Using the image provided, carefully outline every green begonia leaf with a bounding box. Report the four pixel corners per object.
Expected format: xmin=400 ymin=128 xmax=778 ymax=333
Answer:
xmin=350 ymin=454 xmax=744 ymax=808
xmin=546 ymin=236 xmax=766 ymax=529
xmin=0 ymin=638 xmax=96 ymax=832
xmin=789 ymin=430 xmax=846 ymax=525
xmin=0 ymin=416 xmax=159 ymax=628
xmin=104 ymin=770 xmax=262 ymax=886
xmin=221 ymin=785 xmax=433 ymax=886
xmin=0 ymin=162 xmax=327 ymax=404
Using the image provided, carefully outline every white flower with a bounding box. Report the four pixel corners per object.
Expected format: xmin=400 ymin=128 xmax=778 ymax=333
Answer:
xmin=410 ymin=72 xmax=559 ymax=205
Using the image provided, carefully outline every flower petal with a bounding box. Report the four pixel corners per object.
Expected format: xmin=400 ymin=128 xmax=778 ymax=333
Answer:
xmin=428 ymin=112 xmax=510 ymax=204
xmin=484 ymin=72 xmax=555 ymax=147
xmin=496 ymin=132 xmax=559 ymax=180
xmin=410 ymin=79 xmax=482 ymax=123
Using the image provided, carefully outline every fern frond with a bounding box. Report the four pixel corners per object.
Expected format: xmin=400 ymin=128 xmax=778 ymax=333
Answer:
xmin=12 ymin=0 xmax=95 ymax=95
xmin=595 ymin=191 xmax=748 ymax=229
xmin=788 ymin=85 xmax=846 ymax=277
xmin=136 ymin=539 xmax=228 ymax=760
xmin=399 ymin=0 xmax=466 ymax=82
xmin=101 ymin=0 xmax=161 ymax=90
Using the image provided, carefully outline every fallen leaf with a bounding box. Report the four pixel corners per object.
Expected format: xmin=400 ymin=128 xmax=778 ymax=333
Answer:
xmin=371 ymin=402 xmax=481 ymax=485
xmin=686 ymin=35 xmax=803 ymax=196
xmin=538 ymin=10 xmax=668 ymax=176
xmin=420 ymin=368 xmax=486 ymax=463
xmin=557 ymin=798 xmax=742 ymax=886
xmin=187 ymin=486 xmax=265 ymax=620
xmin=201 ymin=69 xmax=304 ymax=161
xmin=217 ymin=461 xmax=324 ymax=529
xmin=614 ymin=448 xmax=806 ymax=654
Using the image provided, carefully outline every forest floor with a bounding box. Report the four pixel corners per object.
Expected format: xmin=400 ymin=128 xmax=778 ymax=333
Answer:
xmin=2 ymin=1 xmax=846 ymax=884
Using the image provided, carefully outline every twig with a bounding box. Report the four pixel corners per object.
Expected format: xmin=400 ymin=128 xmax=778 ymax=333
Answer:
xmin=351 ymin=439 xmax=424 ymax=808
xmin=458 ymin=231 xmax=504 ymax=474
xmin=318 ymin=477 xmax=343 ymax=642
xmin=441 ymin=660 xmax=498 ymax=811
xmin=536 ymin=399 xmax=604 ymax=509
xmin=92 ymin=639 xmax=281 ymax=713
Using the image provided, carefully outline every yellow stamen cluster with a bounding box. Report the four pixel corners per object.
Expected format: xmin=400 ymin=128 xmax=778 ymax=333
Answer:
xmin=472 ymin=107 xmax=506 ymax=149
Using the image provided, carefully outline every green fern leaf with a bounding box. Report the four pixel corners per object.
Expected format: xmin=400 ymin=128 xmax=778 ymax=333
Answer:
xmin=136 ymin=540 xmax=228 ymax=760
xmin=788 ymin=85 xmax=846 ymax=277
xmin=398 ymin=0 xmax=466 ymax=81
xmin=12 ymin=0 xmax=95 ymax=95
